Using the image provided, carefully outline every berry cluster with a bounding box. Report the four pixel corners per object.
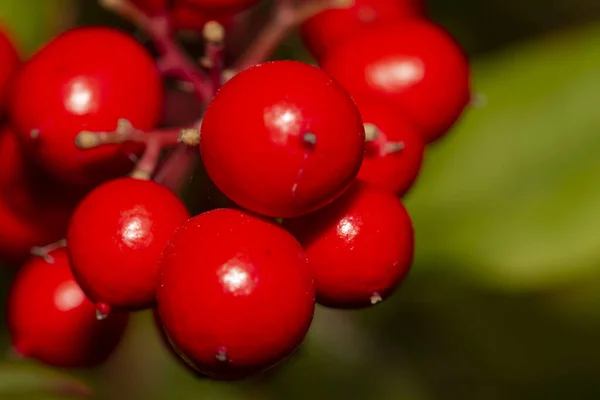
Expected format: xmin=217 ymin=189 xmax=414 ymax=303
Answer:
xmin=1 ymin=0 xmax=470 ymax=381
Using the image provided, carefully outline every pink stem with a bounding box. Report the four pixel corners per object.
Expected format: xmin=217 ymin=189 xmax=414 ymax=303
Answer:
xmin=153 ymin=145 xmax=199 ymax=192
xmin=232 ymin=0 xmax=346 ymax=72
xmin=100 ymin=0 xmax=212 ymax=102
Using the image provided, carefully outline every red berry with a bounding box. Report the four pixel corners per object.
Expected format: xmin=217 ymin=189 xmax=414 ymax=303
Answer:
xmin=177 ymin=0 xmax=260 ymax=17
xmin=157 ymin=208 xmax=315 ymax=379
xmin=171 ymin=6 xmax=234 ymax=32
xmin=353 ymin=95 xmax=425 ymax=196
xmin=131 ymin=0 xmax=233 ymax=32
xmin=283 ymin=180 xmax=414 ymax=308
xmin=0 ymin=197 xmax=63 ymax=266
xmin=67 ymin=178 xmax=190 ymax=311
xmin=7 ymin=248 xmax=129 ymax=368
xmin=0 ymin=126 xmax=88 ymax=221
xmin=300 ymin=0 xmax=426 ymax=61
xmin=0 ymin=127 xmax=86 ymax=265
xmin=320 ymin=20 xmax=471 ymax=143
xmin=200 ymin=61 xmax=365 ymax=218
xmin=152 ymin=309 xmax=206 ymax=377
xmin=0 ymin=24 xmax=20 ymax=112
xmin=8 ymin=26 xmax=163 ymax=186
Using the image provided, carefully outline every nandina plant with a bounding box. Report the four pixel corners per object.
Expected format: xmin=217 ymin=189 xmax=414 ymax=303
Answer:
xmin=0 ymin=0 xmax=472 ymax=385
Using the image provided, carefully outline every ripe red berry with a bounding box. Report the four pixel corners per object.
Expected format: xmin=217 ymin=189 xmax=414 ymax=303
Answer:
xmin=157 ymin=208 xmax=315 ymax=380
xmin=320 ymin=20 xmax=471 ymax=143
xmin=0 ymin=127 xmax=86 ymax=265
xmin=283 ymin=180 xmax=414 ymax=308
xmin=7 ymin=248 xmax=129 ymax=368
xmin=152 ymin=309 xmax=206 ymax=377
xmin=0 ymin=197 xmax=63 ymax=265
xmin=0 ymin=126 xmax=88 ymax=222
xmin=300 ymin=0 xmax=426 ymax=61
xmin=67 ymin=178 xmax=190 ymax=311
xmin=177 ymin=0 xmax=260 ymax=17
xmin=8 ymin=26 xmax=163 ymax=186
xmin=353 ymin=95 xmax=425 ymax=197
xmin=131 ymin=0 xmax=233 ymax=33
xmin=200 ymin=61 xmax=365 ymax=218
xmin=0 ymin=24 xmax=20 ymax=112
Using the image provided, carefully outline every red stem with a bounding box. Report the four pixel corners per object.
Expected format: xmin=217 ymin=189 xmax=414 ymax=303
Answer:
xmin=232 ymin=0 xmax=348 ymax=72
xmin=154 ymin=145 xmax=199 ymax=192
xmin=100 ymin=0 xmax=212 ymax=102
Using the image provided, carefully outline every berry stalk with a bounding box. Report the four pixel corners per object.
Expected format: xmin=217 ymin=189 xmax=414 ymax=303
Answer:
xmin=231 ymin=0 xmax=352 ymax=73
xmin=99 ymin=0 xmax=212 ymax=102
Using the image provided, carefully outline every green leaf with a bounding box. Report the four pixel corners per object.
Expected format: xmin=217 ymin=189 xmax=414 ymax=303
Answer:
xmin=406 ymin=22 xmax=600 ymax=291
xmin=0 ymin=0 xmax=75 ymax=56
xmin=0 ymin=361 xmax=91 ymax=398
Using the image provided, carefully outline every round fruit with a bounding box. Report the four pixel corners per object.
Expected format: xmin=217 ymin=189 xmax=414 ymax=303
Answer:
xmin=0 ymin=196 xmax=66 ymax=266
xmin=0 ymin=127 xmax=86 ymax=265
xmin=320 ymin=20 xmax=471 ymax=143
xmin=200 ymin=61 xmax=365 ymax=218
xmin=8 ymin=26 xmax=163 ymax=186
xmin=67 ymin=178 xmax=190 ymax=311
xmin=7 ymin=248 xmax=129 ymax=368
xmin=300 ymin=0 xmax=426 ymax=61
xmin=152 ymin=309 xmax=206 ymax=377
xmin=0 ymin=126 xmax=88 ymax=221
xmin=283 ymin=180 xmax=414 ymax=308
xmin=0 ymin=23 xmax=20 ymax=112
xmin=353 ymin=95 xmax=425 ymax=196
xmin=131 ymin=0 xmax=233 ymax=32
xmin=177 ymin=0 xmax=260 ymax=17
xmin=157 ymin=208 xmax=315 ymax=379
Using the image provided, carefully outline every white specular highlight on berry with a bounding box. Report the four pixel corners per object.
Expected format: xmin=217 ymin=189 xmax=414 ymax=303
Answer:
xmin=54 ymin=281 xmax=85 ymax=312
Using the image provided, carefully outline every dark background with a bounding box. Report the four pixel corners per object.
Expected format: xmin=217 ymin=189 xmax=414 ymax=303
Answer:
xmin=1 ymin=0 xmax=600 ymax=399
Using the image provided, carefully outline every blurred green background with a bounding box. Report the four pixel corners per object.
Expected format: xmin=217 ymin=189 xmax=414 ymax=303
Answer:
xmin=2 ymin=0 xmax=600 ymax=399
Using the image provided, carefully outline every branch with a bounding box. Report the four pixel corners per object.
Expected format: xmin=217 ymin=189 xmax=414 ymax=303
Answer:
xmin=99 ymin=0 xmax=212 ymax=102
xmin=231 ymin=0 xmax=352 ymax=73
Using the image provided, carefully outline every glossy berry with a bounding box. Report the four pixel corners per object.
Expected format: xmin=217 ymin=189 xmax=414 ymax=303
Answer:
xmin=353 ymin=95 xmax=425 ymax=197
xmin=178 ymin=0 xmax=260 ymax=17
xmin=8 ymin=26 xmax=163 ymax=186
xmin=321 ymin=20 xmax=471 ymax=143
xmin=283 ymin=180 xmax=414 ymax=308
xmin=301 ymin=0 xmax=426 ymax=61
xmin=157 ymin=208 xmax=315 ymax=380
xmin=7 ymin=248 xmax=129 ymax=368
xmin=201 ymin=61 xmax=365 ymax=218
xmin=67 ymin=178 xmax=190 ymax=311
xmin=0 ymin=127 xmax=86 ymax=265
xmin=0 ymin=24 xmax=20 ymax=112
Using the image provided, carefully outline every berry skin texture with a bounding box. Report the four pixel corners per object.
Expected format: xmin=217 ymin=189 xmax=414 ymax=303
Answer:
xmin=283 ymin=180 xmax=414 ymax=309
xmin=157 ymin=208 xmax=315 ymax=380
xmin=67 ymin=178 xmax=190 ymax=311
xmin=320 ymin=20 xmax=471 ymax=143
xmin=0 ymin=24 xmax=20 ymax=112
xmin=354 ymin=95 xmax=425 ymax=197
xmin=200 ymin=61 xmax=365 ymax=218
xmin=301 ymin=0 xmax=426 ymax=61
xmin=7 ymin=249 xmax=129 ymax=368
xmin=152 ymin=309 xmax=206 ymax=377
xmin=8 ymin=26 xmax=163 ymax=186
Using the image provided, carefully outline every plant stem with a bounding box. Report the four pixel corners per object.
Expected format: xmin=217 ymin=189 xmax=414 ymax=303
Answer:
xmin=231 ymin=0 xmax=351 ymax=73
